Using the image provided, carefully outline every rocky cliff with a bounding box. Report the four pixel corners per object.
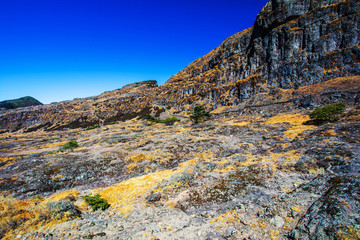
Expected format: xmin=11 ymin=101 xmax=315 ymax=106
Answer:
xmin=156 ymin=0 xmax=360 ymax=109
xmin=0 ymin=0 xmax=359 ymax=132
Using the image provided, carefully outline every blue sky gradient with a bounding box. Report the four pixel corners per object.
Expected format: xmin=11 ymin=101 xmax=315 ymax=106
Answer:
xmin=0 ymin=0 xmax=268 ymax=104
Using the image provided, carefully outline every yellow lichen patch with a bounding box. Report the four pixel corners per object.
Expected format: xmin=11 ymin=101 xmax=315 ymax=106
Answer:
xmin=309 ymin=167 xmax=325 ymax=174
xmin=193 ymin=149 xmax=216 ymax=161
xmin=239 ymin=154 xmax=261 ymax=167
xmin=281 ymin=185 xmax=291 ymax=193
xmin=100 ymin=156 xmax=207 ymax=215
xmin=127 ymin=163 xmax=137 ymax=173
xmin=44 ymin=190 xmax=80 ymax=202
xmin=50 ymin=174 xmax=63 ymax=181
xmin=0 ymin=156 xmax=21 ymax=165
xmin=125 ymin=151 xmax=170 ymax=164
xmin=211 ymin=106 xmax=233 ymax=114
xmin=40 ymin=142 xmax=66 ymax=149
xmin=166 ymin=201 xmax=176 ymax=208
xmin=325 ymin=129 xmax=337 ymax=136
xmin=209 ymin=210 xmax=242 ymax=226
xmin=231 ymin=120 xmax=250 ymax=127
xmin=176 ymin=127 xmax=190 ymax=134
xmin=291 ymin=206 xmax=301 ymax=212
xmin=100 ymin=169 xmax=175 ymax=215
xmin=212 ymin=164 xmax=236 ymax=173
xmin=263 ymin=113 xmax=316 ymax=139
xmin=270 ymin=229 xmax=280 ymax=239
xmin=263 ymin=113 xmax=310 ymax=126
xmin=284 ymin=124 xmax=316 ymax=139
xmin=0 ymin=192 xmax=82 ymax=239
xmin=264 ymin=150 xmax=302 ymax=163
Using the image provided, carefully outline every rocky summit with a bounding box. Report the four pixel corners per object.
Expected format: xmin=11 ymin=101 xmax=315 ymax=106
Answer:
xmin=0 ymin=0 xmax=360 ymax=239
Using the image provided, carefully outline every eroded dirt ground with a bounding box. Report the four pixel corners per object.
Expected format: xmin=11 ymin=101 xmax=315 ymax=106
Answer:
xmin=0 ymin=108 xmax=359 ymax=239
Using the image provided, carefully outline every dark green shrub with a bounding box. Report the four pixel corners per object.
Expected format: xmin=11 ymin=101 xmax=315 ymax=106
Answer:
xmin=146 ymin=115 xmax=161 ymax=123
xmin=309 ymin=103 xmax=346 ymax=123
xmin=82 ymin=194 xmax=110 ymax=211
xmin=106 ymin=121 xmax=119 ymax=125
xmin=162 ymin=117 xmax=179 ymax=125
xmin=86 ymin=124 xmax=100 ymax=130
xmin=190 ymin=105 xmax=212 ymax=124
xmin=146 ymin=115 xmax=179 ymax=125
xmin=59 ymin=140 xmax=79 ymax=151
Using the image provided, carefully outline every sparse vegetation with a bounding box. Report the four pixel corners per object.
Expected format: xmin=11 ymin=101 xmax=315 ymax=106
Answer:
xmin=162 ymin=117 xmax=179 ymax=125
xmin=86 ymin=124 xmax=100 ymax=130
xmin=146 ymin=115 xmax=179 ymax=125
xmin=309 ymin=103 xmax=346 ymax=124
xmin=58 ymin=140 xmax=79 ymax=151
xmin=83 ymin=194 xmax=110 ymax=211
xmin=106 ymin=121 xmax=119 ymax=125
xmin=146 ymin=115 xmax=160 ymax=123
xmin=190 ymin=105 xmax=212 ymax=124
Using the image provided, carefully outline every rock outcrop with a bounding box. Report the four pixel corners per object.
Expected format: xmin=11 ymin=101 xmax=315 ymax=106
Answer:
xmin=0 ymin=0 xmax=359 ymax=132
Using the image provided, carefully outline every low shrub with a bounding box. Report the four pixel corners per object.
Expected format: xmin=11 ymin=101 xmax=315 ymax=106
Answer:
xmin=309 ymin=103 xmax=346 ymax=124
xmin=146 ymin=115 xmax=179 ymax=125
xmin=59 ymin=140 xmax=79 ymax=151
xmin=106 ymin=121 xmax=119 ymax=125
xmin=86 ymin=124 xmax=100 ymax=130
xmin=162 ymin=117 xmax=179 ymax=125
xmin=82 ymin=194 xmax=110 ymax=211
xmin=146 ymin=115 xmax=161 ymax=123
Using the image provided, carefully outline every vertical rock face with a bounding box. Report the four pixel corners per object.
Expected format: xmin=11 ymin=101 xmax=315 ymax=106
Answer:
xmin=158 ymin=0 xmax=360 ymax=109
xmin=0 ymin=0 xmax=359 ymax=132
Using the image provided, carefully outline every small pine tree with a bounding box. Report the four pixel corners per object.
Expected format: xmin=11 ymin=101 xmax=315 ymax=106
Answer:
xmin=83 ymin=194 xmax=110 ymax=211
xmin=190 ymin=105 xmax=212 ymax=124
xmin=58 ymin=140 xmax=79 ymax=151
xmin=309 ymin=102 xmax=346 ymax=124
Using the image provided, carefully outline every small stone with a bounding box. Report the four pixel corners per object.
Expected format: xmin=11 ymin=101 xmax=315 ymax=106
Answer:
xmin=270 ymin=216 xmax=285 ymax=229
xmin=146 ymin=191 xmax=162 ymax=203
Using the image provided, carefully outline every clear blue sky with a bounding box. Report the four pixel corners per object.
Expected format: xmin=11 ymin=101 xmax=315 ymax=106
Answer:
xmin=0 ymin=0 xmax=268 ymax=104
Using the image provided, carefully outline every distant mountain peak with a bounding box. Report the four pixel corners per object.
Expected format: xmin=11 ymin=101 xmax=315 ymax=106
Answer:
xmin=0 ymin=96 xmax=42 ymax=110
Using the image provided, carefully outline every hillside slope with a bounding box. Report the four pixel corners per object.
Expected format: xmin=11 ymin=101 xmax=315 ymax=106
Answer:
xmin=1 ymin=96 xmax=359 ymax=239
